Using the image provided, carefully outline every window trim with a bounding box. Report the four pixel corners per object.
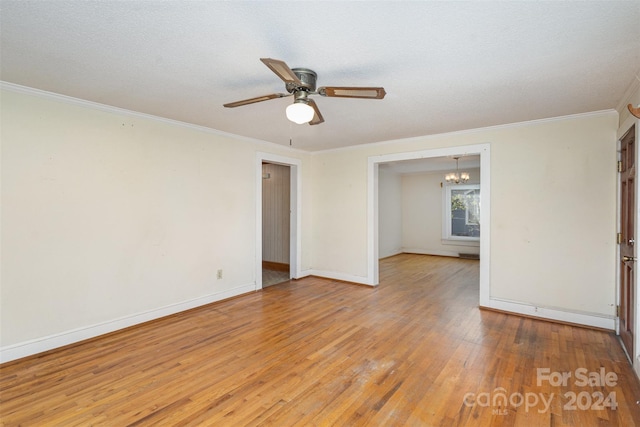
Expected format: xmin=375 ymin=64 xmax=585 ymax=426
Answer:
xmin=442 ymin=183 xmax=481 ymax=243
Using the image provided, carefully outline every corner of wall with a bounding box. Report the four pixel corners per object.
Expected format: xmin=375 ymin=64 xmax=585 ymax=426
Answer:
xmin=616 ymin=70 xmax=640 ymax=131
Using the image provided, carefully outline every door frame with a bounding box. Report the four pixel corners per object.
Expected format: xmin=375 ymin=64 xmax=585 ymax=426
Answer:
xmin=367 ymin=143 xmax=491 ymax=307
xmin=256 ymin=152 xmax=302 ymax=289
xmin=618 ymin=125 xmax=635 ymax=360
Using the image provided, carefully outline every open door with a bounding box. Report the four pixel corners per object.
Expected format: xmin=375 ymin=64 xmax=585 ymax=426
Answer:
xmin=620 ymin=124 xmax=636 ymax=359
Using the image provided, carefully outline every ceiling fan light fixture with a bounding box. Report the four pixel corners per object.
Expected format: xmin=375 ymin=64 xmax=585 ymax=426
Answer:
xmin=224 ymin=58 xmax=386 ymax=126
xmin=286 ymin=101 xmax=314 ymax=124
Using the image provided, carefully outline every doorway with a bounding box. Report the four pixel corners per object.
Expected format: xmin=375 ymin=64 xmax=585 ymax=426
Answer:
xmin=262 ymin=162 xmax=291 ymax=287
xmin=255 ymin=152 xmax=301 ymax=290
xmin=368 ymin=144 xmax=491 ymax=306
xmin=377 ymin=156 xmax=481 ymax=261
xmin=620 ymin=124 xmax=636 ymax=359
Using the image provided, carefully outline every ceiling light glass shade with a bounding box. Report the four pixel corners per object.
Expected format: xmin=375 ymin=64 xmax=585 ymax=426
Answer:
xmin=445 ymin=172 xmax=470 ymax=184
xmin=445 ymin=157 xmax=470 ymax=184
xmin=286 ymin=102 xmax=314 ymax=124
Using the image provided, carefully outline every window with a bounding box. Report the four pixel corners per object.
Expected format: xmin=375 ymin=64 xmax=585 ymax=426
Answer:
xmin=443 ymin=184 xmax=480 ymax=241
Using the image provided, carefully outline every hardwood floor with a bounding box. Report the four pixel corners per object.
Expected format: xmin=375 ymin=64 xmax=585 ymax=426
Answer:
xmin=2 ymin=254 xmax=640 ymax=426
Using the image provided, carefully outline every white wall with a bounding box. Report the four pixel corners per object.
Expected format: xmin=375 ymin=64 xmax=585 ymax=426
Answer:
xmin=311 ymin=112 xmax=618 ymax=323
xmin=402 ymin=168 xmax=480 ymax=257
xmin=0 ymin=86 xmax=312 ymax=361
xmin=378 ymin=167 xmax=402 ymax=258
xmin=308 ymin=152 xmax=370 ymax=280
xmin=0 ymin=83 xmax=624 ymax=361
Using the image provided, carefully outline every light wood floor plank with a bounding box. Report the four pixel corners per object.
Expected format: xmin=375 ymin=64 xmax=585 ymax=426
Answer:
xmin=2 ymin=254 xmax=640 ymax=426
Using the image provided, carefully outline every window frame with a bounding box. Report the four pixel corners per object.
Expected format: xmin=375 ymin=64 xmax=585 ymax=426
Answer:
xmin=442 ymin=183 xmax=481 ymax=243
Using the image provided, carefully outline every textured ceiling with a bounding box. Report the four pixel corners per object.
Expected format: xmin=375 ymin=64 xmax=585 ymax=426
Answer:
xmin=1 ymin=1 xmax=639 ymax=151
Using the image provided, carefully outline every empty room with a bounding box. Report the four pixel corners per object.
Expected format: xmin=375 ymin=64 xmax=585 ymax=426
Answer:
xmin=2 ymin=1 xmax=640 ymax=425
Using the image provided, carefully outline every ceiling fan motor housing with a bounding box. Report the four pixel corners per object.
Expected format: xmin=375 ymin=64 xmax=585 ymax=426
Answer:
xmin=287 ymin=68 xmax=317 ymax=93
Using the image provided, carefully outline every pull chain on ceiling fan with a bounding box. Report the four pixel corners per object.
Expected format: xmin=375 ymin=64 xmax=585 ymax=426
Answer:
xmin=223 ymin=58 xmax=386 ymax=125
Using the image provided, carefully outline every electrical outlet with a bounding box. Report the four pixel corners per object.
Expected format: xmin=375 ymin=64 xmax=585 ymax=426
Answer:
xmin=217 ymin=269 xmax=223 ymax=280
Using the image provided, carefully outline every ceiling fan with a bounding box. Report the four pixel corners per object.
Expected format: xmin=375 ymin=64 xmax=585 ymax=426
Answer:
xmin=223 ymin=58 xmax=386 ymax=125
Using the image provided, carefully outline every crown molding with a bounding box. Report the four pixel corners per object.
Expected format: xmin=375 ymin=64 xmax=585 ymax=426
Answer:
xmin=616 ymin=69 xmax=640 ymax=114
xmin=314 ymin=109 xmax=618 ymax=155
xmin=0 ymin=81 xmax=309 ymax=154
xmin=1 ymin=81 xmax=621 ymax=156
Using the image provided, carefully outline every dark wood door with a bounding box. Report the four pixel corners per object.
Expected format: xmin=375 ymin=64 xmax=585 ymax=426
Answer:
xmin=620 ymin=125 xmax=636 ymax=358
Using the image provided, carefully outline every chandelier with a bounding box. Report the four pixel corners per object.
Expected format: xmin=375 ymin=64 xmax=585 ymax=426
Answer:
xmin=445 ymin=157 xmax=469 ymax=184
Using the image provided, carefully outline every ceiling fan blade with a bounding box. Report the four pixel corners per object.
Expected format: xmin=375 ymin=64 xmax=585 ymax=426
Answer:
xmin=260 ymin=58 xmax=303 ymax=86
xmin=319 ymin=86 xmax=386 ymax=99
xmin=223 ymin=93 xmax=288 ymax=108
xmin=308 ymin=99 xmax=324 ymax=125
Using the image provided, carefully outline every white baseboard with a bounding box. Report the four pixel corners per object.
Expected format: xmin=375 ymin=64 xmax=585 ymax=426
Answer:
xmin=484 ymin=298 xmax=616 ymax=330
xmin=378 ymin=250 xmax=403 ymax=259
xmin=0 ymin=283 xmax=256 ymax=364
xmin=300 ymin=268 xmax=613 ymax=331
xmin=301 ymin=269 xmax=375 ymax=287
xmin=401 ymin=247 xmax=468 ymax=258
xmin=296 ymin=269 xmax=313 ymax=279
